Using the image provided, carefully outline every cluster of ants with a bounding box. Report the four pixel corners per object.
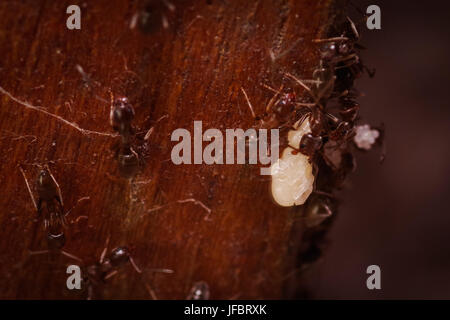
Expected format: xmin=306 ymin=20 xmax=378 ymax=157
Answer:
xmin=245 ymin=16 xmax=380 ymax=183
xmin=19 ymin=96 xmax=209 ymax=300
xmin=21 ymin=164 xmax=172 ymax=299
xmin=242 ymin=16 xmax=381 ymax=236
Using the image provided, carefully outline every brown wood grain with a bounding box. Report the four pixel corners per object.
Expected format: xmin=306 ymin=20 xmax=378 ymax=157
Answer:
xmin=0 ymin=0 xmax=342 ymax=299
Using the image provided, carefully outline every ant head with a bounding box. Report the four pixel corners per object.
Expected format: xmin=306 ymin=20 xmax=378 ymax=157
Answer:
xmin=299 ymin=133 xmax=323 ymax=158
xmin=320 ymin=42 xmax=337 ymax=62
xmin=37 ymin=168 xmax=51 ymax=186
xmin=304 ymin=194 xmax=334 ymax=228
xmin=337 ymin=41 xmax=352 ymax=55
xmin=111 ymin=98 xmax=135 ymax=125
xmin=279 ymin=90 xmax=296 ymax=107
xmin=109 ymin=247 xmax=131 ymax=268
xmin=272 ymin=89 xmax=296 ymax=117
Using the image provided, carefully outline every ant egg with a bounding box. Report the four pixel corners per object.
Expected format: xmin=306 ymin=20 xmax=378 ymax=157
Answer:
xmin=354 ymin=124 xmax=379 ymax=150
xmin=270 ymin=119 xmax=314 ymax=207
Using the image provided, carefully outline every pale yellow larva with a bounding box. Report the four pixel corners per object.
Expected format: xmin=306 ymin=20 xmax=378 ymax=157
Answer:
xmin=270 ymin=119 xmax=315 ymax=207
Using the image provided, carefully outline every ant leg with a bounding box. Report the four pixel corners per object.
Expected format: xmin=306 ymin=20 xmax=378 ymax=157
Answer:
xmin=346 ymin=16 xmax=360 ymax=40
xmin=293 ymin=111 xmax=312 ymax=130
xmin=148 ymin=268 xmax=174 ymax=274
xmin=313 ymin=37 xmax=349 ymax=43
xmin=240 ymin=87 xmax=256 ymax=119
xmin=333 ymin=53 xmax=359 ymax=68
xmin=45 ymin=165 xmax=64 ymax=207
xmin=28 ymin=249 xmax=49 ymax=256
xmin=295 ymin=102 xmax=315 ymax=108
xmin=108 ymin=89 xmax=114 ymax=105
xmin=128 ymin=256 xmax=142 ymax=274
xmin=60 ymin=250 xmax=83 ymax=262
xmin=284 ymin=72 xmax=312 ymax=92
xmin=145 ymin=283 xmax=158 ymax=300
xmin=19 ymin=166 xmax=38 ymax=211
xmin=261 ymin=83 xmax=283 ymax=113
xmin=54 ymin=196 xmax=67 ymax=227
xmin=324 ymin=112 xmax=339 ymax=124
xmin=99 ymin=236 xmax=110 ymax=264
xmin=64 ymin=196 xmax=90 ymax=219
xmin=104 ymin=270 xmax=119 ymax=280
xmin=313 ymin=190 xmax=336 ymax=199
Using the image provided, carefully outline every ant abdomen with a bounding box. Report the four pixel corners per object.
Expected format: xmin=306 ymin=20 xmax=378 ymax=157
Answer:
xmin=46 ymin=232 xmax=66 ymax=250
xmin=118 ymin=146 xmax=139 ymax=178
xmin=36 ymin=169 xmax=59 ymax=203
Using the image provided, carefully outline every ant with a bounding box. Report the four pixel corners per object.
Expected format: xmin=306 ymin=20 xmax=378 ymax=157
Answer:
xmin=32 ymin=166 xmax=68 ymax=250
xmin=36 ymin=168 xmax=65 ymax=228
xmin=315 ymin=16 xmax=375 ymax=92
xmin=109 ymin=91 xmax=142 ymax=178
xmin=20 ymin=165 xmax=90 ymax=253
xmin=240 ymin=82 xmax=314 ymax=133
xmin=284 ymin=72 xmax=343 ymax=161
xmin=82 ymin=238 xmax=173 ymax=299
xmin=283 ymin=17 xmax=370 ymax=162
xmin=187 ymin=281 xmax=210 ymax=300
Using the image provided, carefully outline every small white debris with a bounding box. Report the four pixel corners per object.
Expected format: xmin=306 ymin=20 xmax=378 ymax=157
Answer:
xmin=354 ymin=124 xmax=379 ymax=150
xmin=270 ymin=119 xmax=315 ymax=207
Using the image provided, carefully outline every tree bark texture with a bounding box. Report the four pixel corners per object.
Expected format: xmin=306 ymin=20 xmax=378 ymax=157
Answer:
xmin=0 ymin=0 xmax=344 ymax=299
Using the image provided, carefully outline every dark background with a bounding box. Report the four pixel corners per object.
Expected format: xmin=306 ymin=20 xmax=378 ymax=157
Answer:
xmin=304 ymin=1 xmax=450 ymax=299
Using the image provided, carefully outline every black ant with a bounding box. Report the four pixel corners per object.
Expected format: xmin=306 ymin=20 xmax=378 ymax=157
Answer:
xmin=19 ymin=164 xmax=90 ymax=254
xmin=82 ymin=238 xmax=173 ymax=299
xmin=109 ymin=91 xmax=142 ymax=178
xmin=283 ymin=17 xmax=369 ymax=162
xmin=32 ymin=167 xmax=68 ymax=250
xmin=240 ymin=82 xmax=316 ymax=134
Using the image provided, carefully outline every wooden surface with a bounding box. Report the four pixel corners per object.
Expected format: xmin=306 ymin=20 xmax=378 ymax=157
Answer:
xmin=0 ymin=0 xmax=342 ymax=299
